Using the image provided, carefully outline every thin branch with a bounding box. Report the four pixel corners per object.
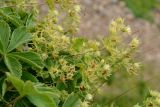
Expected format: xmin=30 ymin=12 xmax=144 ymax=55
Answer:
xmin=107 ymin=74 xmax=160 ymax=104
xmin=9 ymin=96 xmax=23 ymax=106
xmin=0 ymin=96 xmax=9 ymax=105
xmin=72 ymin=47 xmax=105 ymax=56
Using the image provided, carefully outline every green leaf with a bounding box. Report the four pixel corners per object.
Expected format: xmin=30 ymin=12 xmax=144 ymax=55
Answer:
xmin=2 ymin=80 xmax=6 ymax=98
xmin=37 ymin=86 xmax=60 ymax=105
xmin=72 ymin=38 xmax=85 ymax=52
xmin=25 ymin=13 xmax=36 ymax=30
xmin=4 ymin=55 xmax=22 ymax=78
xmin=44 ymin=57 xmax=54 ymax=69
xmin=62 ymin=93 xmax=81 ymax=107
xmin=23 ymin=82 xmax=57 ymax=107
xmin=22 ymin=71 xmax=38 ymax=83
xmin=7 ymin=74 xmax=58 ymax=107
xmin=13 ymin=98 xmax=34 ymax=107
xmin=66 ymin=80 xmax=75 ymax=94
xmin=0 ymin=42 xmax=4 ymax=55
xmin=0 ymin=9 xmax=22 ymax=27
xmin=27 ymin=93 xmax=57 ymax=107
xmin=9 ymin=52 xmax=43 ymax=69
xmin=0 ymin=77 xmax=6 ymax=98
xmin=7 ymin=27 xmax=32 ymax=52
xmin=13 ymin=100 xmax=24 ymax=107
xmin=0 ymin=20 xmax=11 ymax=54
xmin=37 ymin=86 xmax=60 ymax=98
xmin=56 ymin=81 xmax=67 ymax=91
xmin=7 ymin=73 xmax=24 ymax=93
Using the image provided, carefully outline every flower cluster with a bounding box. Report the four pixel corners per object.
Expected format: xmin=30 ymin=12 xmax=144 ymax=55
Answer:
xmin=0 ymin=0 xmax=143 ymax=107
xmin=33 ymin=13 xmax=140 ymax=105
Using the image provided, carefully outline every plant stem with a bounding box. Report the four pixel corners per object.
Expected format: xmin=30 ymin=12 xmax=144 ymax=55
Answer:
xmin=9 ymin=96 xmax=23 ymax=106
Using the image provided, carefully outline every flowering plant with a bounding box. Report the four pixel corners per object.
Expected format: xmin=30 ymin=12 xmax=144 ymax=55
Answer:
xmin=0 ymin=0 xmax=145 ymax=107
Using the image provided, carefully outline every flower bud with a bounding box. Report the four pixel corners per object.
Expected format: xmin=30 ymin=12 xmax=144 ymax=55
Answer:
xmin=42 ymin=53 xmax=48 ymax=60
xmin=121 ymin=26 xmax=131 ymax=34
xmin=130 ymin=38 xmax=139 ymax=49
xmin=85 ymin=94 xmax=93 ymax=101
xmin=103 ymin=64 xmax=110 ymax=71
xmin=116 ymin=18 xmax=124 ymax=24
xmin=74 ymin=5 xmax=81 ymax=12
xmin=80 ymin=101 xmax=89 ymax=107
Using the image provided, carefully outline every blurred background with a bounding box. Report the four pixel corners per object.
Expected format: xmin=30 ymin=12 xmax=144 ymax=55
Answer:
xmin=77 ymin=0 xmax=160 ymax=106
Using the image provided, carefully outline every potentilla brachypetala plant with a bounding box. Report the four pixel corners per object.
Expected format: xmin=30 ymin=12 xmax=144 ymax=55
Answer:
xmin=0 ymin=0 xmax=154 ymax=107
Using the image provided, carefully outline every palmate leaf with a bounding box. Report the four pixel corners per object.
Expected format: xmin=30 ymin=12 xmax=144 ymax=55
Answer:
xmin=4 ymin=55 xmax=22 ymax=78
xmin=0 ymin=9 xmax=22 ymax=27
xmin=7 ymin=74 xmax=58 ymax=107
xmin=9 ymin=52 xmax=43 ymax=69
xmin=7 ymin=27 xmax=32 ymax=52
xmin=0 ymin=20 xmax=11 ymax=54
xmin=0 ymin=20 xmax=42 ymax=77
xmin=0 ymin=20 xmax=31 ymax=54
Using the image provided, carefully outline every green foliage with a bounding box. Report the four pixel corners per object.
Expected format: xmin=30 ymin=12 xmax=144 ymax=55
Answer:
xmin=0 ymin=20 xmax=43 ymax=77
xmin=124 ymin=0 xmax=158 ymax=21
xmin=62 ymin=93 xmax=81 ymax=107
xmin=7 ymin=73 xmax=59 ymax=107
